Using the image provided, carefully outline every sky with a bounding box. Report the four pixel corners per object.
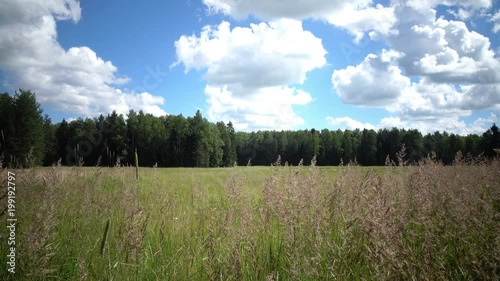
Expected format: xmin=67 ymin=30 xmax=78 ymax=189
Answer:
xmin=0 ymin=0 xmax=499 ymax=135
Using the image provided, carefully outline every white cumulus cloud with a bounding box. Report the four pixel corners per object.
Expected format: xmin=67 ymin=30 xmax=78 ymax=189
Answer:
xmin=379 ymin=116 xmax=408 ymax=129
xmin=331 ymin=50 xmax=499 ymax=122
xmin=175 ymin=19 xmax=326 ymax=90
xmin=332 ymin=50 xmax=409 ymax=106
xmin=330 ymin=1 xmax=500 ymax=134
xmin=0 ymin=0 xmax=167 ymax=117
xmin=175 ymin=19 xmax=326 ymax=130
xmin=202 ymin=0 xmax=397 ymax=43
xmin=327 ymin=114 xmax=499 ymax=136
xmin=404 ymin=0 xmax=492 ymax=13
xmin=387 ymin=4 xmax=500 ymax=84
xmin=326 ymin=116 xmax=376 ymax=131
xmin=206 ymin=85 xmax=312 ymax=131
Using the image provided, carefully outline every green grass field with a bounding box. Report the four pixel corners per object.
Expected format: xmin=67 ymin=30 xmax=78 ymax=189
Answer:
xmin=1 ymin=159 xmax=499 ymax=280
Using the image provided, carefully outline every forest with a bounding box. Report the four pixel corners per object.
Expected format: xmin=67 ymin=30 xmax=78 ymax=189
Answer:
xmin=1 ymin=89 xmax=499 ymax=168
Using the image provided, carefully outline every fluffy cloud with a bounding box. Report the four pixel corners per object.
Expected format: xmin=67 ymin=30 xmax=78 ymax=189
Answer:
xmin=203 ymin=0 xmax=370 ymax=19
xmin=326 ymin=116 xmax=411 ymax=132
xmin=202 ymin=0 xmax=397 ymax=42
xmin=405 ymin=0 xmax=492 ymax=12
xmin=331 ymin=50 xmax=498 ymax=120
xmin=332 ymin=50 xmax=409 ymax=106
xmin=415 ymin=20 xmax=498 ymax=83
xmin=175 ymin=19 xmax=326 ymax=130
xmin=379 ymin=117 xmax=407 ymax=129
xmin=387 ymin=4 xmax=500 ymax=84
xmin=206 ymin=85 xmax=312 ymax=131
xmin=325 ymin=3 xmax=396 ymax=42
xmin=470 ymin=112 xmax=500 ymax=132
xmin=109 ymin=90 xmax=167 ymax=117
xmin=0 ymin=0 xmax=82 ymax=26
xmin=458 ymin=84 xmax=500 ymax=110
xmin=393 ymin=79 xmax=471 ymax=119
xmin=397 ymin=116 xmax=488 ymax=135
xmin=0 ymin=0 xmax=167 ymax=117
xmin=203 ymin=0 xmax=499 ymax=127
xmin=175 ymin=19 xmax=326 ymax=90
xmin=327 ymin=114 xmax=499 ymax=135
xmin=331 ymin=1 xmax=500 ymax=133
xmin=202 ymin=0 xmax=493 ymax=43
xmin=326 ymin=116 xmax=376 ymax=131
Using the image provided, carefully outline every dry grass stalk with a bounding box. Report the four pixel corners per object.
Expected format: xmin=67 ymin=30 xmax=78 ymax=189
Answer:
xmin=100 ymin=219 xmax=111 ymax=256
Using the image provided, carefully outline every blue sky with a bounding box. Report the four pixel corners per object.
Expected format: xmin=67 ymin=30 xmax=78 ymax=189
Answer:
xmin=0 ymin=0 xmax=499 ymax=135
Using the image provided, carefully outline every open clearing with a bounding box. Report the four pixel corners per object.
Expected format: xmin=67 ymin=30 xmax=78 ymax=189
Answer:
xmin=1 ymin=160 xmax=499 ymax=280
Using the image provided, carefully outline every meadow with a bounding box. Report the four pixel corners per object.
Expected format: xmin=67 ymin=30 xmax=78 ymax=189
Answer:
xmin=0 ymin=155 xmax=499 ymax=280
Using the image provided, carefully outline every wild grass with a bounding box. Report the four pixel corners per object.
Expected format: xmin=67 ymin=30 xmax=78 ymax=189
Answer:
xmin=0 ymin=154 xmax=498 ymax=280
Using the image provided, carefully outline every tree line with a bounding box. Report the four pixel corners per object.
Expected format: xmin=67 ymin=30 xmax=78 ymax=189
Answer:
xmin=1 ymin=90 xmax=499 ymax=168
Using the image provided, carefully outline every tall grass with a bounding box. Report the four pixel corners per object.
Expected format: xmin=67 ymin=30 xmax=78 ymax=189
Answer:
xmin=0 ymin=154 xmax=498 ymax=280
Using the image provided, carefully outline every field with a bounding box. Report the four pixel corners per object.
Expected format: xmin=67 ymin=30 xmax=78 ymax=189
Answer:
xmin=1 ymin=157 xmax=499 ymax=280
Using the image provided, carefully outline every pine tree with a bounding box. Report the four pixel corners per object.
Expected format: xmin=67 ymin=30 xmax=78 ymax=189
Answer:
xmin=12 ymin=90 xmax=45 ymax=167
xmin=482 ymin=124 xmax=500 ymax=158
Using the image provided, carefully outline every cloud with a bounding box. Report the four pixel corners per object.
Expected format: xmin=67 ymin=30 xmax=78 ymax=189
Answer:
xmin=202 ymin=0 xmax=397 ymax=42
xmin=331 ymin=49 xmax=499 ymax=120
xmin=394 ymin=116 xmax=492 ymax=135
xmin=404 ymin=0 xmax=492 ymax=11
xmin=175 ymin=19 xmax=326 ymax=130
xmin=470 ymin=112 xmax=500 ymax=132
xmin=0 ymin=0 xmax=167 ymax=117
xmin=325 ymin=3 xmax=397 ymax=42
xmin=175 ymin=19 xmax=326 ymax=90
xmin=386 ymin=5 xmax=500 ymax=84
xmin=202 ymin=0 xmax=370 ymax=19
xmin=109 ymin=90 xmax=167 ymax=117
xmin=326 ymin=116 xmax=376 ymax=131
xmin=0 ymin=0 xmax=82 ymax=26
xmin=459 ymin=84 xmax=500 ymax=110
xmin=405 ymin=114 xmax=500 ymax=135
xmin=332 ymin=50 xmax=409 ymax=106
xmin=326 ymin=114 xmax=499 ymax=136
xmin=202 ymin=0 xmax=493 ymax=43
xmin=392 ymin=79 xmax=476 ymax=122
xmin=379 ymin=116 xmax=408 ymax=129
xmin=330 ymin=1 xmax=500 ymax=134
xmin=491 ymin=11 xmax=500 ymax=33
xmin=200 ymin=0 xmax=498 ymax=134
xmin=447 ymin=7 xmax=474 ymax=20
xmin=206 ymin=85 xmax=312 ymax=131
